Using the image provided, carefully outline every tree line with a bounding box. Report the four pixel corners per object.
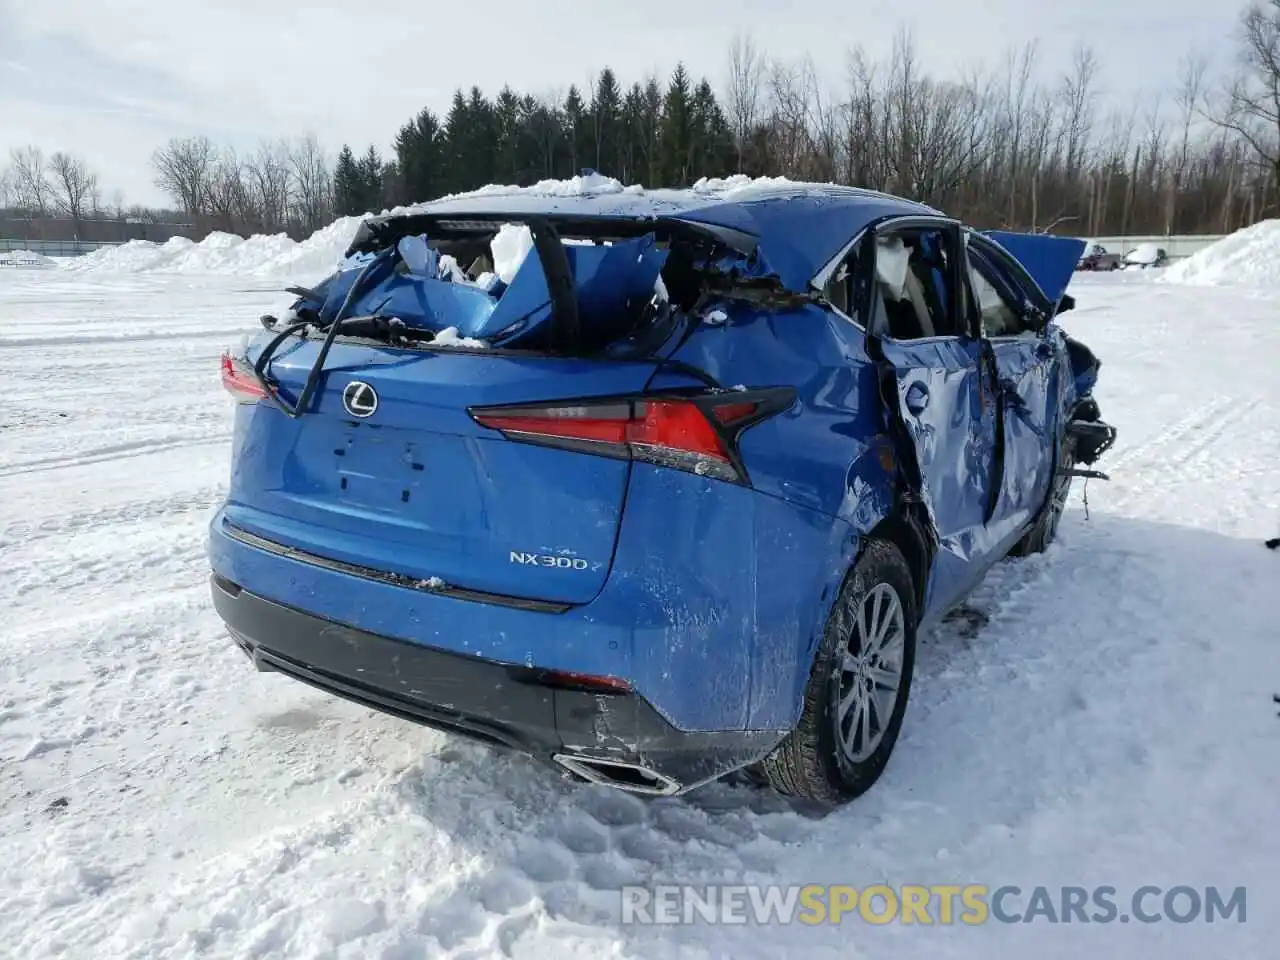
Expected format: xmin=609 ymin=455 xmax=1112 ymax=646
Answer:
xmin=5 ymin=2 xmax=1279 ymax=242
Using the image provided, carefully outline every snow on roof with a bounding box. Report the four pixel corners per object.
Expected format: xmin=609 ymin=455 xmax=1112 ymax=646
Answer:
xmin=372 ymin=174 xmax=935 ymax=292
xmin=392 ymin=172 xmax=928 ymax=220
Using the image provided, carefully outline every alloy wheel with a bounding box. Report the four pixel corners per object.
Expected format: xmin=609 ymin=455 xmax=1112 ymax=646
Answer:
xmin=835 ymin=582 xmax=907 ymax=763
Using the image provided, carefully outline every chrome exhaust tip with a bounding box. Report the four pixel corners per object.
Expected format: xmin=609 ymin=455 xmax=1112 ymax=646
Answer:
xmin=552 ymin=753 xmax=681 ymax=797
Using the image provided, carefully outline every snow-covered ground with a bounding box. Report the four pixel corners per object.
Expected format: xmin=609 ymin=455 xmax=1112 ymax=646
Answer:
xmin=1 ymin=261 xmax=1278 ymax=959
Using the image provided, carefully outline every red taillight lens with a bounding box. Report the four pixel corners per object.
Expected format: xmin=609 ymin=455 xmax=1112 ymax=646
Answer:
xmin=471 ymin=392 xmax=787 ymax=485
xmin=220 ymin=352 xmax=269 ymax=403
xmin=471 ymin=403 xmax=631 ymax=446
xmin=511 ymin=668 xmax=632 ymax=694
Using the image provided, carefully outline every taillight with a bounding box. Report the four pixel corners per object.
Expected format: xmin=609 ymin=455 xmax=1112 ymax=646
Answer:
xmin=220 ymin=352 xmax=269 ymax=403
xmin=509 ymin=667 xmax=633 ymax=694
xmin=470 ymin=389 xmax=794 ymax=485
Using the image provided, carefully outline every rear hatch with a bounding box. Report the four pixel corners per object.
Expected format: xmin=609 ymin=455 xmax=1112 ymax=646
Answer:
xmin=219 ymin=214 xmax=792 ymax=608
xmin=222 ymin=339 xmax=658 ymax=606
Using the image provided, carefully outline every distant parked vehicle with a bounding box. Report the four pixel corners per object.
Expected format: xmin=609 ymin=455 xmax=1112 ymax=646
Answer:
xmin=1122 ymin=243 xmax=1168 ymax=269
xmin=1076 ymin=243 xmax=1123 ymax=271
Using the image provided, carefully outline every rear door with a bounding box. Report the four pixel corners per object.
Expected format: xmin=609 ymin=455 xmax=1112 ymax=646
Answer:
xmin=865 ymin=219 xmax=999 ymax=614
xmin=222 ymin=339 xmax=657 ymax=605
xmin=965 ymin=233 xmax=1063 ymax=536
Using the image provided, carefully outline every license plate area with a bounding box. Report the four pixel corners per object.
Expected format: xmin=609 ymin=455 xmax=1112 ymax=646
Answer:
xmin=334 ymin=430 xmax=424 ymax=512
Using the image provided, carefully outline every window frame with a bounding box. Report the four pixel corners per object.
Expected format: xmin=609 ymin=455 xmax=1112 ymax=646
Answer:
xmin=857 ymin=215 xmax=975 ymax=343
xmin=962 ymin=231 xmax=1054 ymax=341
xmin=966 ymin=247 xmax=1033 ymax=340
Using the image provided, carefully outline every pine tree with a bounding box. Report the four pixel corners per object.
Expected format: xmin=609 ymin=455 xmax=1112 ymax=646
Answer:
xmin=660 ymin=65 xmax=693 ymax=185
xmin=442 ymin=89 xmax=471 ymax=194
xmin=590 ymin=68 xmax=623 ymax=176
xmin=333 ymin=145 xmax=364 ymax=216
xmin=621 ymin=84 xmax=647 ymax=183
xmin=524 ymin=96 xmax=562 ymax=180
xmin=380 ymin=63 xmax=761 ymax=196
xmin=465 ymin=86 xmax=498 ymax=187
xmin=563 ymin=85 xmax=587 ymax=175
xmin=359 ymin=145 xmax=384 ymax=212
xmin=394 ymin=108 xmax=444 ymax=204
xmin=642 ymin=77 xmax=664 ymax=185
xmin=494 ymin=87 xmax=522 ymax=184
xmin=692 ymin=78 xmax=736 ymax=179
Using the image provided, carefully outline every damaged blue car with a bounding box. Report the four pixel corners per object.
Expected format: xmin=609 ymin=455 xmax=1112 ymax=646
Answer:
xmin=209 ymin=183 xmax=1115 ymax=803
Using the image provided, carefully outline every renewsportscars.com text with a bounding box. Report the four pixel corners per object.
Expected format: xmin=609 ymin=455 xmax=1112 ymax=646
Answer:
xmin=620 ymin=884 xmax=1247 ymax=926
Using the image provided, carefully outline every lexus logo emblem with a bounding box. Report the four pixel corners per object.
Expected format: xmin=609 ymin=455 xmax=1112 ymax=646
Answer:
xmin=342 ymin=381 xmax=378 ymax=418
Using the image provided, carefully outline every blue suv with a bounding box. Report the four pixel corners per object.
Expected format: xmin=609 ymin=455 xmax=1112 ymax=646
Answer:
xmin=209 ymin=184 xmax=1114 ymax=803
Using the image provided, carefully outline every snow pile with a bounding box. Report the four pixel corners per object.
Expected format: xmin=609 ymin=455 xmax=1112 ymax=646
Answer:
xmin=1162 ymin=219 xmax=1280 ymax=287
xmin=63 ymin=219 xmax=366 ymax=280
xmin=0 ymin=249 xmax=56 ymax=268
xmin=458 ymin=170 xmax=636 ymax=203
xmin=259 ymin=215 xmax=365 ymax=276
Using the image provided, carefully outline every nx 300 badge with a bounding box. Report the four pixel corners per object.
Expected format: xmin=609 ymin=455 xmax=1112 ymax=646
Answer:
xmin=511 ymin=551 xmax=589 ymax=570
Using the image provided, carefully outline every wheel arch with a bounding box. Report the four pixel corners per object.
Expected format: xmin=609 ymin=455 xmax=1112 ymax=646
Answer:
xmin=862 ymin=506 xmax=933 ymax=617
xmin=782 ymin=503 xmax=932 ymax=727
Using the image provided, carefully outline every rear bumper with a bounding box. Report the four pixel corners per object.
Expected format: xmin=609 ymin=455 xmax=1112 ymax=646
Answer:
xmin=211 ymin=574 xmax=781 ymax=794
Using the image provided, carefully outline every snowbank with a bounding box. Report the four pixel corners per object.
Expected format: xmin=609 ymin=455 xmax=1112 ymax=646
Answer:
xmin=0 ymin=249 xmax=56 ymax=269
xmin=63 ymin=217 xmax=366 ymax=280
xmin=1162 ymin=219 xmax=1280 ymax=288
xmin=58 ymin=174 xmax=837 ymax=281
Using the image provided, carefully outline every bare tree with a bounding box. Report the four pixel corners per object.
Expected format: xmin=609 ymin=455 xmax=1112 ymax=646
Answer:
xmin=767 ymin=55 xmax=827 ymax=180
xmin=47 ymin=152 xmax=99 ymax=237
xmin=1214 ymin=0 xmax=1280 ymax=191
xmin=8 ymin=145 xmax=53 ymax=214
xmin=207 ymin=150 xmax=249 ymax=233
xmin=151 ymin=136 xmax=216 ymax=219
xmin=245 ymin=140 xmax=292 ymax=233
xmin=1060 ymin=45 xmax=1099 ymax=182
xmin=726 ymin=32 xmax=766 ymax=171
xmin=1001 ymin=41 xmax=1040 ymax=225
xmin=289 ymin=133 xmax=331 ymax=234
xmin=1167 ymin=52 xmax=1207 ymax=232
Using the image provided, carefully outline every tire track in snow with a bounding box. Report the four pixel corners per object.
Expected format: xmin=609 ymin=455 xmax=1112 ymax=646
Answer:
xmin=0 ymin=485 xmax=224 ymax=549
xmin=0 ymin=434 xmax=231 ymax=478
xmin=0 ymin=586 xmax=211 ymax=658
xmin=1101 ymin=395 xmax=1233 ymax=472
xmin=2 ymin=526 xmax=210 ymax=631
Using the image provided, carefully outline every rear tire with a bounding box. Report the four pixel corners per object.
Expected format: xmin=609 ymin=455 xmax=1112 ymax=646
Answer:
xmin=760 ymin=539 xmax=918 ymax=804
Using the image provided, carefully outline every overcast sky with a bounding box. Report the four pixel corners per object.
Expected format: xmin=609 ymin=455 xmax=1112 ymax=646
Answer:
xmin=0 ymin=0 xmax=1245 ymax=207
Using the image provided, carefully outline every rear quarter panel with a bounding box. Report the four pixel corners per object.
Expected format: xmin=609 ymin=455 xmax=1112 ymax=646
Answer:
xmin=641 ymin=301 xmax=899 ymax=728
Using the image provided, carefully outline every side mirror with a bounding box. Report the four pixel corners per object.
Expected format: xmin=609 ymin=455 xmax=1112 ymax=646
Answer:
xmin=1056 ymin=293 xmax=1076 ymax=315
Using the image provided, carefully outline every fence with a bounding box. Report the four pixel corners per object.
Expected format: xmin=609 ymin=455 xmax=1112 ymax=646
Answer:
xmin=0 ymin=238 xmax=125 ymax=258
xmin=0 ymin=214 xmax=199 ymax=248
xmin=1086 ymin=235 xmax=1225 ymax=259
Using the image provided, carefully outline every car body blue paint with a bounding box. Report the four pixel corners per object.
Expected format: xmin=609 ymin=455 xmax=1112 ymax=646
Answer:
xmin=210 ymin=187 xmax=1106 ymax=752
xmin=879 ymin=334 xmax=1000 ymax=613
xmin=228 ymin=340 xmax=661 ymax=605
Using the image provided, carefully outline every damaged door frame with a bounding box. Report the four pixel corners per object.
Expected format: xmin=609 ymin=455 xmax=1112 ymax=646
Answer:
xmin=839 ymin=213 xmax=1007 ymax=616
